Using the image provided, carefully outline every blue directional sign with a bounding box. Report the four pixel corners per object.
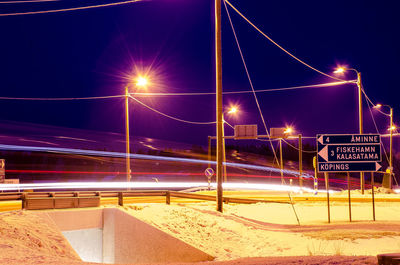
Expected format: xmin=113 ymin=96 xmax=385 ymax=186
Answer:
xmin=317 ymin=134 xmax=382 ymax=173
xmin=318 ymin=134 xmax=380 ymax=145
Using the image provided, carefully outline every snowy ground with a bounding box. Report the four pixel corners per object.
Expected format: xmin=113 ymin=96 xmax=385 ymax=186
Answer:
xmin=3 ymin=190 xmax=400 ymax=264
xmin=124 ymin=200 xmax=400 ymax=260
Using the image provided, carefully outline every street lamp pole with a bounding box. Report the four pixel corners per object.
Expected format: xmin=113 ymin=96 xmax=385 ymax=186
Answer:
xmin=125 ymin=86 xmax=131 ymax=187
xmin=335 ymin=67 xmax=364 ymax=193
xmin=356 ymin=71 xmax=365 ymax=194
xmin=374 ymin=103 xmax=395 ymax=189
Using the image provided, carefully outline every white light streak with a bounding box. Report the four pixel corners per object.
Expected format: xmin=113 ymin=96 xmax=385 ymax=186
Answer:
xmin=0 ymin=181 xmax=335 ymax=193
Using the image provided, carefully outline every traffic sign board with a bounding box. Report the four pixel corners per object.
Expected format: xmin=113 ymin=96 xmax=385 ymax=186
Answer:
xmin=318 ymin=144 xmax=381 ymax=162
xmin=204 ymin=168 xmax=215 ymax=178
xmin=317 ymin=134 xmax=380 ymax=145
xmin=318 ymin=162 xmax=382 ymax=172
xmin=317 ymin=134 xmax=382 ymax=172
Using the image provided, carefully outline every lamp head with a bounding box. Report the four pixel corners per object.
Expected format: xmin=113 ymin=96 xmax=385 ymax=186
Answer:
xmin=136 ymin=76 xmax=148 ymax=87
xmin=284 ymin=127 xmax=293 ymax=134
xmin=228 ymin=106 xmax=239 ymax=115
xmin=334 ymin=67 xmax=345 ymax=74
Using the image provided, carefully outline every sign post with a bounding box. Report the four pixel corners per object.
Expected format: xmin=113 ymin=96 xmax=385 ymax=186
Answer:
xmin=0 ymin=159 xmax=5 ymax=184
xmin=347 ymin=172 xmax=352 ymax=222
xmin=204 ymin=168 xmax=215 ymax=191
xmin=317 ymin=134 xmax=382 ymax=223
xmin=324 ymin=172 xmax=330 ymax=223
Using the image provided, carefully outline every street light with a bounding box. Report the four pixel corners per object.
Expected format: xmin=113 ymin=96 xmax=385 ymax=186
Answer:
xmin=334 ymin=66 xmax=365 ymax=193
xmin=125 ymin=75 xmax=149 ymax=187
xmin=374 ymin=103 xmax=395 ymax=189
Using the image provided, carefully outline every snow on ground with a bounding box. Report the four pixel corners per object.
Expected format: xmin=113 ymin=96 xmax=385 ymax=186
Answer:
xmin=124 ymin=200 xmax=400 ymax=260
xmin=3 ymin=190 xmax=400 ymax=264
xmin=0 ymin=210 xmax=81 ymax=265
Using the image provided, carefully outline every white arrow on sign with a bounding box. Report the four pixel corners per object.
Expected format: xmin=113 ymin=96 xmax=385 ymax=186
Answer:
xmin=376 ymin=162 xmax=382 ymax=171
xmin=317 ymin=135 xmax=324 ymax=145
xmin=318 ymin=145 xmax=328 ymax=161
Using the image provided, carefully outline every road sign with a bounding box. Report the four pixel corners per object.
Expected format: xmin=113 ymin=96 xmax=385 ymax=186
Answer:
xmin=204 ymin=168 xmax=215 ymax=178
xmin=234 ymin=125 xmax=258 ymax=139
xmin=317 ymin=134 xmax=382 ymax=172
xmin=3 ymin=179 xmax=19 ymax=184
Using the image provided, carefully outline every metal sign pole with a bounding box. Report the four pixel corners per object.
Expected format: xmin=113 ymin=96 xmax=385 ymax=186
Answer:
xmin=207 ymin=136 xmax=212 ymax=169
xmin=279 ymin=138 xmax=284 ymax=184
xmin=347 ymin=172 xmax=352 ymax=222
xmin=324 ymin=172 xmax=330 ymax=223
xmin=299 ymin=134 xmax=303 ymax=188
xmin=371 ymin=172 xmax=376 ymax=221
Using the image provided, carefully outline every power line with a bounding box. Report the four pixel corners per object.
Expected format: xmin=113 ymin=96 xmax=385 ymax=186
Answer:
xmin=131 ymin=81 xmax=355 ymax=97
xmin=224 ymin=0 xmax=345 ymax=82
xmin=282 ymin=139 xmax=316 ymax=153
xmin=0 ymin=95 xmax=124 ymax=100
xmin=0 ymin=0 xmax=141 ymax=16
xmin=0 ymin=81 xmax=354 ymax=101
xmin=0 ymin=0 xmax=59 ymax=3
xmin=223 ymin=0 xmax=280 ymax=168
xmin=364 ymin=89 xmax=390 ymax=165
xmin=129 ymin=95 xmax=216 ymax=125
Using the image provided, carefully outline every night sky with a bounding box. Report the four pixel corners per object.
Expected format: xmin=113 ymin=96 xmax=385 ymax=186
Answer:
xmin=1 ymin=0 xmax=399 ymax=146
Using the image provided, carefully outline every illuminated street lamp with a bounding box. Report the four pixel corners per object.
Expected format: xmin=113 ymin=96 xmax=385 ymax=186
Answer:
xmin=334 ymin=66 xmax=366 ymax=193
xmin=374 ymin=103 xmax=395 ymax=189
xmin=125 ymin=75 xmax=149 ymax=187
xmin=227 ymin=106 xmax=238 ymax=115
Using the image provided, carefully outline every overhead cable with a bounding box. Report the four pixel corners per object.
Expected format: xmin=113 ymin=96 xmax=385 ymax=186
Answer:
xmin=0 ymin=0 xmax=58 ymax=3
xmin=364 ymin=89 xmax=390 ymax=165
xmin=224 ymin=0 xmax=344 ymax=82
xmin=282 ymin=139 xmax=316 ymax=153
xmin=0 ymin=95 xmax=124 ymax=100
xmin=0 ymin=81 xmax=354 ymax=101
xmin=129 ymin=95 xmax=216 ymax=125
xmin=0 ymin=0 xmax=141 ymax=16
xmin=132 ymin=80 xmax=355 ymax=97
xmin=223 ymin=0 xmax=280 ymax=167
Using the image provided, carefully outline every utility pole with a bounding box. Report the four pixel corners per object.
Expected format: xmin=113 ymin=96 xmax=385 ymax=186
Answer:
xmin=215 ymin=0 xmax=223 ymax=212
xmin=357 ymin=72 xmax=365 ymax=194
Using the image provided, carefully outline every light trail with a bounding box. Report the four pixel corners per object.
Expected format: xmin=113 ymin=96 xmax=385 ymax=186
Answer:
xmin=0 ymin=143 xmax=314 ymax=179
xmin=0 ymin=181 xmax=336 ymax=193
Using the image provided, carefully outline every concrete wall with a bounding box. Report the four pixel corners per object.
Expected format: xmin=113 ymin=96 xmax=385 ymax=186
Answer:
xmin=104 ymin=208 xmax=214 ymax=264
xmin=63 ymin=228 xmax=103 ymax=263
xmin=42 ymin=208 xmax=214 ymax=264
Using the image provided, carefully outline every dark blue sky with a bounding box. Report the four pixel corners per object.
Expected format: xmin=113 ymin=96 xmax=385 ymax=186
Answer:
xmin=1 ymin=0 xmax=399 ymax=145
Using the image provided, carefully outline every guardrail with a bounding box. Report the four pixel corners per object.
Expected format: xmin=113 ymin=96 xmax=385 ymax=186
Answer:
xmin=0 ymin=190 xmax=290 ymax=210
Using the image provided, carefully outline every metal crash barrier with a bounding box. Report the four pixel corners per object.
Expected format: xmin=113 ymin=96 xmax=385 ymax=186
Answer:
xmin=0 ymin=190 xmax=290 ymax=210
